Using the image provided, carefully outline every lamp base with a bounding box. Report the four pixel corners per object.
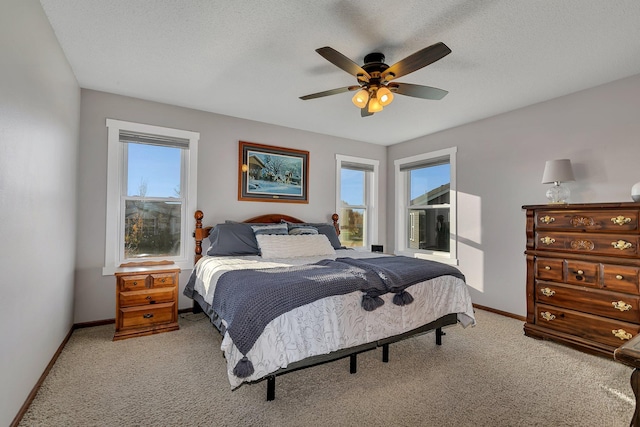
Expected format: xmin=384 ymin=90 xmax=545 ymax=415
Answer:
xmin=546 ymin=182 xmax=570 ymax=204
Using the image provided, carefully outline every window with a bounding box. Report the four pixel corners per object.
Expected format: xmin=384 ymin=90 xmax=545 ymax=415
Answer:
xmin=394 ymin=147 xmax=457 ymax=264
xmin=104 ymin=119 xmax=199 ymax=275
xmin=336 ymin=155 xmax=379 ymax=250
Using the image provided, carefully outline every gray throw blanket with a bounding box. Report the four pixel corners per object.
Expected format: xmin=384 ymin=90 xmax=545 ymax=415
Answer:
xmin=209 ymin=256 xmax=465 ymax=378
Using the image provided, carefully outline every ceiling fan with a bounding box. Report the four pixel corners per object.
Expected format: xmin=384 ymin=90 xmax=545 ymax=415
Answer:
xmin=300 ymin=42 xmax=451 ymax=117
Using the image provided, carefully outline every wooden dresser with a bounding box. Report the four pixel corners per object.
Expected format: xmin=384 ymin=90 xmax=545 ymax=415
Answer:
xmin=113 ymin=265 xmax=180 ymax=341
xmin=523 ymin=202 xmax=640 ymax=357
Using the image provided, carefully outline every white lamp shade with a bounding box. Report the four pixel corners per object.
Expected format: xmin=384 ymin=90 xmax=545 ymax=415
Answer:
xmin=542 ymin=159 xmax=575 ymax=184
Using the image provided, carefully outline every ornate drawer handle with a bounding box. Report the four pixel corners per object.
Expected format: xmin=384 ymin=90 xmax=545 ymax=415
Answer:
xmin=576 ymin=270 xmax=584 ymax=275
xmin=612 ymin=329 xmax=633 ymax=340
xmin=616 ymin=274 xmax=624 ymax=280
xmin=611 ymin=216 xmax=632 ymax=226
xmin=611 ymin=240 xmax=633 ymax=250
xmin=143 ymin=313 xmax=154 ymax=319
xmin=160 ymin=278 xmax=166 ymax=283
xmin=544 ymin=266 xmax=551 ymax=270
xmin=132 ymin=281 xmax=138 ymax=286
xmin=540 ymin=216 xmax=555 ymax=224
xmin=540 ymin=311 xmax=556 ymax=321
xmin=612 ymin=301 xmax=633 ymax=312
xmin=540 ymin=236 xmax=556 ymax=245
xmin=145 ymin=296 xmax=152 ymax=300
xmin=541 ymin=288 xmax=555 ymax=297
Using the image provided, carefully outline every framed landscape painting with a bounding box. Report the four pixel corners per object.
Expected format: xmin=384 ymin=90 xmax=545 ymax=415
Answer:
xmin=238 ymin=141 xmax=309 ymax=203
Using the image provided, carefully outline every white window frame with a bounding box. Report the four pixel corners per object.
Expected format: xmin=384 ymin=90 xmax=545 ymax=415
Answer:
xmin=103 ymin=119 xmax=199 ymax=275
xmin=394 ymin=147 xmax=458 ymax=264
xmin=335 ymin=154 xmax=379 ymax=250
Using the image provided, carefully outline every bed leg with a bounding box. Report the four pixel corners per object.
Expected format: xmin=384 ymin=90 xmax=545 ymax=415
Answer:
xmin=266 ymin=375 xmax=275 ymax=401
xmin=350 ymin=354 xmax=357 ymax=374
xmin=436 ymin=327 xmax=446 ymax=345
xmin=382 ymin=343 xmax=389 ymax=363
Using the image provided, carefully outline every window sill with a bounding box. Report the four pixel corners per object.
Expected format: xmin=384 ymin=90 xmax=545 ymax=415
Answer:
xmin=394 ymin=250 xmax=459 ymax=266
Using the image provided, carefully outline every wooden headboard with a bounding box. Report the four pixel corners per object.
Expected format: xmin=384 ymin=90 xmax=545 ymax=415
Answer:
xmin=194 ymin=210 xmax=340 ymax=263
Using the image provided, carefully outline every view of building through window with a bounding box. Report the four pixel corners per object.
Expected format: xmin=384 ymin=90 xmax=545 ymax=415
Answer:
xmin=408 ymin=163 xmax=450 ymax=252
xmin=124 ymin=143 xmax=183 ymax=259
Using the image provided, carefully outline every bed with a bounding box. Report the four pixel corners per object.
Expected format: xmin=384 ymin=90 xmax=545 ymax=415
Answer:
xmin=184 ymin=210 xmax=475 ymax=400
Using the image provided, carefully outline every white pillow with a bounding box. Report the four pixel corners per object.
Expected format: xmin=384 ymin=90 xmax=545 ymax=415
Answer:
xmin=256 ymin=234 xmax=336 ymax=259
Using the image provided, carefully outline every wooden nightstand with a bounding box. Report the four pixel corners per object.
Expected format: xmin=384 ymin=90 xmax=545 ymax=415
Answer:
xmin=113 ymin=264 xmax=180 ymax=341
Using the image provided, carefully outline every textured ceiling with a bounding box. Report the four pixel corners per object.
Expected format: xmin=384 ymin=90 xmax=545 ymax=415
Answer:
xmin=40 ymin=0 xmax=640 ymax=146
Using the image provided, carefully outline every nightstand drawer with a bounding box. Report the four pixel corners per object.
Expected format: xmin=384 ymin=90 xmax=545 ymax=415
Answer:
xmin=119 ymin=274 xmax=149 ymax=291
xmin=151 ymin=272 xmax=176 ymax=288
xmin=119 ymin=288 xmax=176 ymax=307
xmin=536 ymin=304 xmax=640 ymax=348
xmin=536 ymin=210 xmax=639 ymax=231
xmin=118 ymin=302 xmax=176 ymax=330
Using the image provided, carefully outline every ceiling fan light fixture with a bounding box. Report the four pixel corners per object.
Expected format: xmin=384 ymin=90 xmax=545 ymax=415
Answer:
xmin=368 ymin=96 xmax=383 ymax=113
xmin=352 ymin=89 xmax=369 ymax=108
xmin=377 ymin=86 xmax=394 ymax=106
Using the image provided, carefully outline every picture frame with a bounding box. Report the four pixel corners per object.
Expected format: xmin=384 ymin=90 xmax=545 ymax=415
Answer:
xmin=238 ymin=141 xmax=309 ymax=203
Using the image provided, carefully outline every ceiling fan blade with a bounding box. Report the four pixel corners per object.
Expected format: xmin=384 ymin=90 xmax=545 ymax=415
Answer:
xmin=389 ymin=82 xmax=448 ymax=100
xmin=316 ymin=47 xmax=371 ymax=80
xmin=360 ymin=98 xmax=374 ymax=117
xmin=361 ymin=108 xmax=373 ymax=117
xmin=382 ymin=42 xmax=451 ymax=81
xmin=299 ymin=86 xmax=359 ymax=100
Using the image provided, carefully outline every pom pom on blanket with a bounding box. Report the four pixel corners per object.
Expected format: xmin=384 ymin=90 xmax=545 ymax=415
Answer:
xmin=393 ymin=290 xmax=414 ymax=306
xmin=233 ymin=356 xmax=255 ymax=378
xmin=362 ymin=294 xmax=384 ymax=311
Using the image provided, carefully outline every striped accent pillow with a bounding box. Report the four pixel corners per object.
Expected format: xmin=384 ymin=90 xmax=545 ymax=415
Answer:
xmin=288 ymin=226 xmax=318 ymax=236
xmin=250 ymin=223 xmax=288 ymax=236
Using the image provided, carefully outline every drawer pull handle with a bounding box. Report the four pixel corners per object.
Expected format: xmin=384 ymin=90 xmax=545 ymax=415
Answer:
xmin=544 ymin=266 xmax=551 ymax=270
xmin=612 ymin=301 xmax=633 ymax=312
xmin=611 ymin=240 xmax=633 ymax=250
xmin=540 ymin=216 xmax=555 ymax=224
xmin=540 ymin=311 xmax=556 ymax=321
xmin=160 ymin=278 xmax=166 ymax=283
xmin=132 ymin=281 xmax=138 ymax=286
xmin=576 ymin=270 xmax=584 ymax=275
xmin=540 ymin=236 xmax=555 ymax=245
xmin=616 ymin=274 xmax=624 ymax=280
xmin=611 ymin=216 xmax=632 ymax=226
xmin=143 ymin=313 xmax=154 ymax=319
xmin=541 ymin=288 xmax=555 ymax=297
xmin=612 ymin=329 xmax=633 ymax=340
xmin=146 ymin=296 xmax=152 ymax=300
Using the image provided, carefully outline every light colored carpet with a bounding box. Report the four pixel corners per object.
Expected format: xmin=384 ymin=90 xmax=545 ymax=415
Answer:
xmin=19 ymin=309 xmax=636 ymax=427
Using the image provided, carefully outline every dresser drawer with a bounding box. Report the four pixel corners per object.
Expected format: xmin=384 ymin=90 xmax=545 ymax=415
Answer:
xmin=535 ymin=258 xmax=563 ymax=281
xmin=536 ymin=210 xmax=639 ymax=232
xmin=119 ymin=287 xmax=176 ymax=307
xmin=118 ymin=302 xmax=176 ymax=330
xmin=535 ymin=232 xmax=639 ymax=257
xmin=535 ymin=283 xmax=640 ymax=323
xmin=565 ymin=260 xmax=598 ymax=287
xmin=536 ymin=304 xmax=640 ymax=348
xmin=602 ymin=264 xmax=640 ymax=294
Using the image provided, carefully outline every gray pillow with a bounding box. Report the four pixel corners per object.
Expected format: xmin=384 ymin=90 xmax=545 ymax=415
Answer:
xmin=206 ymin=223 xmax=260 ymax=256
xmin=285 ymin=221 xmax=342 ymax=249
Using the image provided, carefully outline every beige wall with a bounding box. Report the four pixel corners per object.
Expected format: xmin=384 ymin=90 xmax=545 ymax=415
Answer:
xmin=75 ymin=89 xmax=387 ymax=323
xmin=0 ymin=1 xmax=80 ymax=424
xmin=387 ymin=73 xmax=640 ymax=316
